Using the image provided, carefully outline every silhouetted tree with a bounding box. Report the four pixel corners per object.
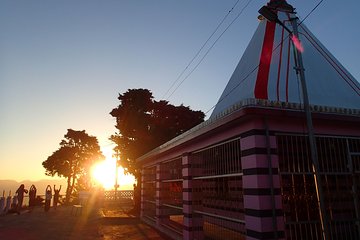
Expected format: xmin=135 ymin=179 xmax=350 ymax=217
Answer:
xmin=42 ymin=129 xmax=104 ymax=204
xmin=110 ymin=89 xmax=205 ymax=212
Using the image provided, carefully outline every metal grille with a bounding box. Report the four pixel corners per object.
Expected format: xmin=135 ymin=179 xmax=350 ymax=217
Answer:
xmin=349 ymin=138 xmax=360 ymax=173
xmin=193 ymin=138 xmax=242 ymax=178
xmin=161 ymin=158 xmax=183 ymax=207
xmin=143 ymin=182 xmax=155 ymax=202
xmin=160 ymin=204 xmax=183 ymax=237
xmin=103 ymin=190 xmax=134 ymax=201
xmin=278 ymin=134 xmax=360 ymax=240
xmin=200 ymin=176 xmax=244 ymax=220
xmin=143 ymin=166 xmax=156 ymax=182
xmin=196 ymin=212 xmax=246 ymax=240
xmin=143 ymin=200 xmax=156 ymax=222
xmin=162 ymin=181 xmax=182 ymax=207
xmin=192 ymin=137 xmax=245 ymax=240
xmin=160 ymin=158 xmax=184 ymax=237
xmin=162 ymin=158 xmax=182 ymax=180
xmin=143 ymin=166 xmax=156 ymax=220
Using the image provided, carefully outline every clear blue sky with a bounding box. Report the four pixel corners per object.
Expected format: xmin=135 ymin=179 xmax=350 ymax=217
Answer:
xmin=1 ymin=0 xmax=359 ymax=181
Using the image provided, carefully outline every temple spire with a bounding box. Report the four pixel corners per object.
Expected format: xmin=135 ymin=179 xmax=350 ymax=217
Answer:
xmin=267 ymin=0 xmax=294 ymax=13
xmin=210 ymin=2 xmax=360 ymax=118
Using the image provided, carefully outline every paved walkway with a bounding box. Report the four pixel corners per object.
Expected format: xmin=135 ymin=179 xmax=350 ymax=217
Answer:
xmin=0 ymin=202 xmax=170 ymax=240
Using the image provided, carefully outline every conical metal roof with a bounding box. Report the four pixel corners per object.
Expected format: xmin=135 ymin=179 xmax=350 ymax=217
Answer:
xmin=210 ymin=7 xmax=360 ymax=118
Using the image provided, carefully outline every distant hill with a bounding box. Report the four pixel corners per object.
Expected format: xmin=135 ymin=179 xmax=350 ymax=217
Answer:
xmin=0 ymin=179 xmax=67 ymax=197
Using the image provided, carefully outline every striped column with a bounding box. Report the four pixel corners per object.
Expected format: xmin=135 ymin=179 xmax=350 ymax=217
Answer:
xmin=140 ymin=168 xmax=146 ymax=219
xmin=156 ymin=163 xmax=169 ymax=226
xmin=182 ymin=153 xmax=204 ymax=240
xmin=241 ymin=130 xmax=285 ymax=240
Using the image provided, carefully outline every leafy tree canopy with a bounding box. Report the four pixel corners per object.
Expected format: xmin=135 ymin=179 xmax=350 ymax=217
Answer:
xmin=110 ymin=89 xmax=205 ymax=179
xmin=42 ymin=129 xmax=104 ymax=203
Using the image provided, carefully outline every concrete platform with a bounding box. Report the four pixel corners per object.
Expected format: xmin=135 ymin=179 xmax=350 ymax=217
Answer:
xmin=0 ymin=203 xmax=170 ymax=240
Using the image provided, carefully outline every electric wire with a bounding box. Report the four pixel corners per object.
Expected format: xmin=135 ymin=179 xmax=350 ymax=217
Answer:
xmin=298 ymin=29 xmax=360 ymax=95
xmin=162 ymin=0 xmax=241 ymax=99
xmin=298 ymin=0 xmax=324 ymax=26
xmin=166 ymin=0 xmax=254 ymax=101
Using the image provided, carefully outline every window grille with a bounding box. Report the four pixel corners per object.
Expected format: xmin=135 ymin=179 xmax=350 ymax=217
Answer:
xmin=160 ymin=158 xmax=184 ymax=237
xmin=191 ymin=137 xmax=245 ymax=240
xmin=278 ymin=134 xmax=360 ymax=239
xmin=142 ymin=166 xmax=156 ymax=220
xmin=193 ymin=137 xmax=242 ymax=178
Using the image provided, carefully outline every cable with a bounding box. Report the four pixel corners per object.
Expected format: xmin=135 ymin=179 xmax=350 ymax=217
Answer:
xmin=298 ymin=0 xmax=324 ymax=26
xmin=298 ymin=29 xmax=360 ymax=95
xmin=166 ymin=0 xmax=254 ymax=100
xmin=162 ymin=0 xmax=241 ymax=99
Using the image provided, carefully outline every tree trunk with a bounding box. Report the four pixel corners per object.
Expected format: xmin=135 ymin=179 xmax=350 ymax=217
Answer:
xmin=131 ymin=173 xmax=141 ymax=215
xmin=70 ymin=174 xmax=76 ymax=197
xmin=65 ymin=176 xmax=72 ymax=204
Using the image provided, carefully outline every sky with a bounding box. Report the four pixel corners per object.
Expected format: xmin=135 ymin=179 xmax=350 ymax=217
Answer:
xmin=1 ymin=0 xmax=359 ymax=182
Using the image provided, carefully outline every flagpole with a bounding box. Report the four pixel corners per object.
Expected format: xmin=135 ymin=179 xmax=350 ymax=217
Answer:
xmin=258 ymin=3 xmax=330 ymax=239
xmin=290 ymin=17 xmax=330 ymax=240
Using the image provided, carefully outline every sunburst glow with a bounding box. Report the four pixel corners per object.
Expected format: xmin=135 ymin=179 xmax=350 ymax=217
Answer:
xmin=91 ymin=147 xmax=135 ymax=190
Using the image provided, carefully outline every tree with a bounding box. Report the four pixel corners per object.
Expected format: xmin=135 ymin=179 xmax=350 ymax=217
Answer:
xmin=110 ymin=88 xmax=205 ymax=192
xmin=42 ymin=129 xmax=104 ymax=204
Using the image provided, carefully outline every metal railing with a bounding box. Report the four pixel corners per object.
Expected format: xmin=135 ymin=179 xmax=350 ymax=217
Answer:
xmin=278 ymin=134 xmax=360 ymax=239
xmin=192 ymin=137 xmax=245 ymax=240
xmin=143 ymin=200 xmax=156 ymax=222
xmin=103 ymin=190 xmax=134 ymax=201
xmin=160 ymin=158 xmax=184 ymax=237
xmin=143 ymin=165 xmax=157 ymax=220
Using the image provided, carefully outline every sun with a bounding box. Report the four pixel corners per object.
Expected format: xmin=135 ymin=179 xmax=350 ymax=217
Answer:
xmin=91 ymin=148 xmax=135 ymax=190
xmin=92 ymin=160 xmax=116 ymax=189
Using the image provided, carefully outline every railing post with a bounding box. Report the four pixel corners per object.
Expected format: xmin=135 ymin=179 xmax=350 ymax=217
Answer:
xmin=156 ymin=163 xmax=164 ymax=226
xmin=182 ymin=153 xmax=204 ymax=240
xmin=140 ymin=168 xmax=146 ymax=219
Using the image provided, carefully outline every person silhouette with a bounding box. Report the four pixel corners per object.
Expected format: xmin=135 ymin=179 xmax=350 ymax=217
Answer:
xmin=44 ymin=185 xmax=52 ymax=212
xmin=15 ymin=184 xmax=28 ymax=214
xmin=53 ymin=185 xmax=61 ymax=209
xmin=28 ymin=185 xmax=37 ymax=208
xmin=0 ymin=190 xmax=5 ymax=215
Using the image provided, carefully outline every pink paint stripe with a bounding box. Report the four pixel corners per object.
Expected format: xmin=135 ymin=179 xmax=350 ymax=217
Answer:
xmin=240 ymin=135 xmax=277 ymax=150
xmin=243 ymin=175 xmax=280 ymax=188
xmin=241 ymin=155 xmax=279 ymax=169
xmin=244 ymin=195 xmax=283 ymax=210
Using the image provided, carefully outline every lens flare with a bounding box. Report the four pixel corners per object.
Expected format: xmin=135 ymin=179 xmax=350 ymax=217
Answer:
xmin=91 ymin=147 xmax=136 ymax=190
xmin=291 ymin=35 xmax=304 ymax=53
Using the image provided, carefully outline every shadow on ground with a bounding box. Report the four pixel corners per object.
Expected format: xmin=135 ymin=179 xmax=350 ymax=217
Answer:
xmin=0 ymin=200 xmax=169 ymax=240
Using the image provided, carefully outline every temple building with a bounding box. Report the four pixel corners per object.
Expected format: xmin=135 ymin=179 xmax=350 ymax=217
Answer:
xmin=137 ymin=1 xmax=360 ymax=239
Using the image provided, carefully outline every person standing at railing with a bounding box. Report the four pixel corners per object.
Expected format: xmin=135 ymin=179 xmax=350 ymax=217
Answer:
xmin=53 ymin=185 xmax=61 ymax=209
xmin=15 ymin=184 xmax=28 ymax=214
